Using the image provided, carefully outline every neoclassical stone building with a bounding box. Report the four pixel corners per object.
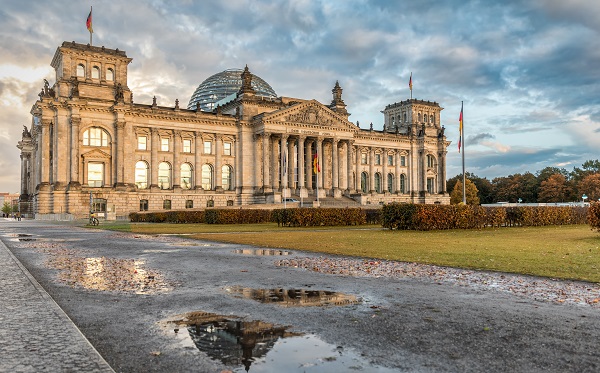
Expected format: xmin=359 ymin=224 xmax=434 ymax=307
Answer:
xmin=17 ymin=41 xmax=449 ymax=219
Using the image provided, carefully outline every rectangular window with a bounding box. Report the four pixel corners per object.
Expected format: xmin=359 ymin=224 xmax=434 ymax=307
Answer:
xmin=138 ymin=136 xmax=147 ymax=150
xmin=361 ymin=153 xmax=368 ymax=164
xmin=185 ymin=200 xmax=193 ymax=209
xmin=87 ymin=162 xmax=103 ymax=187
xmin=223 ymin=142 xmax=231 ymax=156
xmin=183 ymin=139 xmax=192 ymax=153
xmin=388 ymin=155 xmax=393 ymax=166
xmin=400 ymin=156 xmax=406 ymax=167
xmin=204 ymin=141 xmax=212 ymax=154
xmin=375 ymin=154 xmax=381 ymax=165
xmin=139 ymin=199 xmax=148 ymax=211
xmin=161 ymin=138 xmax=169 ymax=152
xmin=163 ymin=200 xmax=171 ymax=210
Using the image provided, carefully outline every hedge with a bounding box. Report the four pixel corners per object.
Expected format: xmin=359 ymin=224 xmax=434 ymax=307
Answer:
xmin=589 ymin=202 xmax=600 ymax=232
xmin=382 ymin=203 xmax=588 ymax=230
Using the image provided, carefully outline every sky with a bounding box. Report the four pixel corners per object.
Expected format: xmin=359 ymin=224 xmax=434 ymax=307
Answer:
xmin=1 ymin=0 xmax=599 ymax=193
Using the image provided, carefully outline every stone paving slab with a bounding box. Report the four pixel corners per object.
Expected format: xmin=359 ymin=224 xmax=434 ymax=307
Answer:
xmin=0 ymin=221 xmax=114 ymax=373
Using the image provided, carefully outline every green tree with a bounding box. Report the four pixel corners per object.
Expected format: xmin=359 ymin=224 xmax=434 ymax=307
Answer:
xmin=2 ymin=202 xmax=11 ymax=215
xmin=450 ymin=179 xmax=480 ymax=205
xmin=447 ymin=173 xmax=494 ymax=204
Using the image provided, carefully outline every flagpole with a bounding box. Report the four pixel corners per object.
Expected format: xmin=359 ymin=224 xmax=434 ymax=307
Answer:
xmin=282 ymin=150 xmax=286 ymax=209
xmin=461 ymin=101 xmax=466 ymax=204
xmin=89 ymin=6 xmax=93 ymax=45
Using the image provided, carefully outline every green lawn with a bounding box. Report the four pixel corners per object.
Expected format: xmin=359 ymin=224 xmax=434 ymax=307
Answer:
xmin=100 ymin=222 xmax=600 ymax=283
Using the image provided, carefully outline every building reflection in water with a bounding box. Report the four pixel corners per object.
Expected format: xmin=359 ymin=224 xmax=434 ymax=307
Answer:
xmin=225 ymin=286 xmax=361 ymax=307
xmin=232 ymin=249 xmax=292 ymax=256
xmin=161 ymin=311 xmax=302 ymax=372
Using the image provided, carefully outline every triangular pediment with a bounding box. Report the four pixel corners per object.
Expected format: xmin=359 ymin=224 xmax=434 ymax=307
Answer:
xmin=81 ymin=148 xmax=112 ymax=159
xmin=262 ymin=100 xmax=357 ymax=131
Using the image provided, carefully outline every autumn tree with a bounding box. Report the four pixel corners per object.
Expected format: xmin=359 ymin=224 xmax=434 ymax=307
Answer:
xmin=1 ymin=202 xmax=11 ymax=215
xmin=577 ymin=173 xmax=600 ymax=202
xmin=450 ymin=179 xmax=480 ymax=205
xmin=447 ymin=173 xmax=494 ymax=204
xmin=538 ymin=174 xmax=572 ymax=202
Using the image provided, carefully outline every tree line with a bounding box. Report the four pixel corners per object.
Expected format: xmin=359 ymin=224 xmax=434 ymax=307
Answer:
xmin=447 ymin=160 xmax=600 ymax=205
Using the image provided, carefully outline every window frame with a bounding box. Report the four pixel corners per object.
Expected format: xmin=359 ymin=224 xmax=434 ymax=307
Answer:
xmin=137 ymin=136 xmax=147 ymax=150
xmin=183 ymin=139 xmax=192 ymax=153
xmin=161 ymin=138 xmax=170 ymax=152
xmin=204 ymin=141 xmax=212 ymax=154
xmin=87 ymin=162 xmax=104 ymax=187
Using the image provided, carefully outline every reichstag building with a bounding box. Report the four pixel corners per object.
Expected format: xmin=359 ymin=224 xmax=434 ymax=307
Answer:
xmin=17 ymin=41 xmax=450 ymax=219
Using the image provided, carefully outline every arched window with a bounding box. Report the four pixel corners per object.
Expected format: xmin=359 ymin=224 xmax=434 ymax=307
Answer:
xmin=106 ymin=68 xmax=114 ymax=81
xmin=158 ymin=162 xmax=171 ymax=189
xmin=391 ymin=117 xmax=395 ymax=129
xmin=374 ymin=173 xmax=382 ymax=193
xmin=427 ymin=154 xmax=436 ymax=168
xmin=222 ymin=165 xmax=233 ymax=191
xmin=418 ymin=113 xmax=422 ymax=122
xmin=135 ymin=161 xmax=149 ymax=189
xmin=92 ymin=66 xmax=100 ymax=79
xmin=202 ymin=164 xmax=213 ymax=190
xmin=83 ymin=127 xmax=109 ymax=147
xmin=360 ymin=172 xmax=368 ymax=193
xmin=77 ymin=64 xmax=85 ymax=77
xmin=430 ymin=115 xmax=435 ymax=124
xmin=387 ymin=173 xmax=394 ymax=193
xmin=180 ymin=163 xmax=193 ymax=189
xmin=403 ymin=112 xmax=407 ymax=122
xmin=400 ymin=174 xmax=406 ymax=194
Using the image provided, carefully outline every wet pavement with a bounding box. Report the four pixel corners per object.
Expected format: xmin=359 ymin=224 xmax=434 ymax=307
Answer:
xmin=1 ymin=218 xmax=600 ymax=372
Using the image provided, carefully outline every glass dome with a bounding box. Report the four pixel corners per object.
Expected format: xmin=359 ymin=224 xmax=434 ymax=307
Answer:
xmin=187 ymin=68 xmax=278 ymax=111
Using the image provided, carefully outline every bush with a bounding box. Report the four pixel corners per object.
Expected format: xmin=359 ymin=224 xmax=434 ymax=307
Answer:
xmin=273 ymin=208 xmax=366 ymax=227
xmin=589 ymin=202 xmax=600 ymax=232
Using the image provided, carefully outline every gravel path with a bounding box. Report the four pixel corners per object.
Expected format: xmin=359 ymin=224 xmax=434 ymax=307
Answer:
xmin=276 ymin=257 xmax=600 ymax=307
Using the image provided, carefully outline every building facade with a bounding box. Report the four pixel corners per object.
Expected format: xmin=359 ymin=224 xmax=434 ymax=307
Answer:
xmin=17 ymin=41 xmax=450 ymax=219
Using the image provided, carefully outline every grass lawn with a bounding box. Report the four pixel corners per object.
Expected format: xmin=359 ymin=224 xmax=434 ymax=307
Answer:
xmin=100 ymin=222 xmax=600 ymax=283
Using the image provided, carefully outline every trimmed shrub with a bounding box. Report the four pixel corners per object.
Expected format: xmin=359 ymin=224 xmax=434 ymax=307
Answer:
xmin=589 ymin=202 xmax=600 ymax=232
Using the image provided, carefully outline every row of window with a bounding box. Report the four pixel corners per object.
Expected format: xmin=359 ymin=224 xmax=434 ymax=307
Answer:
xmin=358 ymin=172 xmax=435 ymax=194
xmin=134 ymin=161 xmax=233 ymax=190
xmin=77 ymin=63 xmax=114 ymax=81
xmin=139 ymin=198 xmax=234 ymax=211
xmin=390 ymin=112 xmax=436 ymax=126
xmin=137 ymin=136 xmax=232 ymax=155
xmin=361 ymin=153 xmax=407 ymax=166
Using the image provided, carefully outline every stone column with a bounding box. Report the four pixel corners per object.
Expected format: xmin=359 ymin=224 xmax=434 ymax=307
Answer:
xmin=262 ymin=132 xmax=271 ymax=191
xmin=254 ymin=134 xmax=261 ymax=192
xmin=297 ymin=136 xmax=306 ymax=196
xmin=369 ymin=147 xmax=375 ymax=193
xmin=305 ymin=140 xmax=313 ymax=191
xmin=40 ymin=119 xmax=51 ymax=189
xmin=287 ymin=137 xmax=294 ymax=189
xmin=271 ymin=135 xmax=279 ymax=190
xmin=194 ymin=131 xmax=203 ymax=190
xmin=70 ymin=117 xmax=81 ymax=187
xmin=173 ymin=130 xmax=181 ymax=189
xmin=355 ymin=145 xmax=361 ymax=193
xmin=346 ymin=140 xmax=354 ymax=193
xmin=422 ymin=151 xmax=428 ymax=194
xmin=440 ymin=151 xmax=447 ymax=193
xmin=332 ymin=138 xmax=340 ymax=197
xmin=395 ymin=152 xmax=401 ymax=193
xmin=382 ymin=148 xmax=388 ymax=193
xmin=215 ymin=134 xmax=222 ymax=191
xmin=115 ymin=120 xmax=125 ymax=187
xmin=150 ymin=128 xmax=159 ymax=189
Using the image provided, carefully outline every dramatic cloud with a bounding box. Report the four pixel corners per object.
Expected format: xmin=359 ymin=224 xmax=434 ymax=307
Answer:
xmin=1 ymin=0 xmax=599 ymax=192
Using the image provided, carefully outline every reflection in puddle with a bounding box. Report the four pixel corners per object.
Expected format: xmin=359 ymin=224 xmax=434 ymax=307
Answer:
xmin=46 ymin=256 xmax=172 ymax=294
xmin=233 ymin=249 xmax=291 ymax=256
xmin=160 ymin=311 xmax=397 ymax=372
xmin=225 ymin=286 xmax=360 ymax=307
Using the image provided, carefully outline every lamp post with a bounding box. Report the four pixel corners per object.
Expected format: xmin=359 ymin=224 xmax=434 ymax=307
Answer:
xmin=582 ymin=194 xmax=588 ymax=205
xmin=518 ymin=198 xmax=522 ymax=204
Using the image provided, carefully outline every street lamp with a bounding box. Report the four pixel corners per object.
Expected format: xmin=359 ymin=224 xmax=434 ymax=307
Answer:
xmin=518 ymin=198 xmax=522 ymax=204
xmin=582 ymin=194 xmax=588 ymax=205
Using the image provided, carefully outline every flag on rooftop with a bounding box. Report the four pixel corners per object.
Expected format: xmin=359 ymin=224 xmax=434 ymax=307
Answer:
xmin=458 ymin=103 xmax=463 ymax=153
xmin=86 ymin=7 xmax=93 ymax=34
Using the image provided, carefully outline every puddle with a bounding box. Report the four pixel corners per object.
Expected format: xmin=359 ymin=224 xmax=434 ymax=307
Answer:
xmin=160 ymin=311 xmax=397 ymax=372
xmin=224 ymin=286 xmax=360 ymax=307
xmin=46 ymin=255 xmax=173 ymax=294
xmin=233 ymin=249 xmax=292 ymax=256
